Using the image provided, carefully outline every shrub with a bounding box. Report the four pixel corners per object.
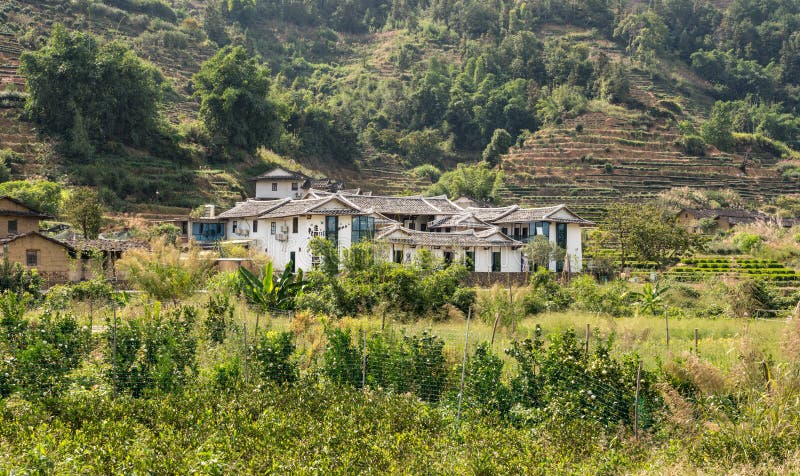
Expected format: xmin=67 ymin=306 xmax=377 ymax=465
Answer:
xmin=254 ymin=331 xmax=297 ymax=384
xmin=1 ymin=293 xmax=90 ymax=400
xmin=522 ymin=268 xmax=570 ymax=315
xmin=507 ymin=327 xmax=660 ymax=428
xmin=680 ymin=135 xmax=706 ymax=156
xmin=410 ymin=164 xmax=442 ymax=183
xmin=0 ymin=259 xmax=43 ymax=298
xmin=204 ymin=294 xmax=233 ymax=345
xmin=733 ymin=232 xmax=762 ymax=253
xmin=106 ymin=303 xmax=198 ymax=396
xmin=323 ymin=328 xmax=362 ymax=388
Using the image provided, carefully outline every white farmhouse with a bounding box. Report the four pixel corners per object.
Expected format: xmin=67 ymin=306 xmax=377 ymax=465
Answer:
xmin=216 ymin=187 xmax=594 ymax=274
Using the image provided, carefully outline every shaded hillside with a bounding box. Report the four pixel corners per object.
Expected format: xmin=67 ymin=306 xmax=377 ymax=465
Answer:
xmin=0 ymin=0 xmax=798 ymax=214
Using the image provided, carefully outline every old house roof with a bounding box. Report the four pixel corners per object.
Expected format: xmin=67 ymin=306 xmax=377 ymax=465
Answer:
xmin=0 ymin=231 xmax=74 ymax=250
xmin=248 ymin=167 xmax=310 ymax=182
xmin=65 ymin=238 xmax=149 ymax=253
xmin=0 ymin=196 xmax=54 ymax=219
xmin=376 ymin=224 xmax=522 ymax=248
xmin=217 ymin=198 xmax=291 ymax=219
xmin=680 ymin=208 xmax=771 ymax=223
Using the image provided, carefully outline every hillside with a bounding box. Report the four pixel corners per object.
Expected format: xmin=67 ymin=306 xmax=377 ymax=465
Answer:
xmin=0 ymin=0 xmax=799 ymax=215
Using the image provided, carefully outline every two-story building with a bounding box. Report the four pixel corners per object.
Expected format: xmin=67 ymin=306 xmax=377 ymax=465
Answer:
xmin=216 ymin=189 xmax=594 ymax=274
xmin=465 ymin=204 xmax=594 ymax=272
xmin=250 ymin=167 xmax=343 ymax=200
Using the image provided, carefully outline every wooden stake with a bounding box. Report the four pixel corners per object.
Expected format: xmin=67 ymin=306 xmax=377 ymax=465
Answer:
xmin=491 ymin=312 xmax=500 ymax=347
xmin=243 ymin=322 xmax=249 ymax=384
xmin=361 ymin=329 xmax=367 ymax=389
xmin=694 ymin=328 xmax=699 ymax=354
xmin=585 ymin=323 xmax=590 ymax=356
xmin=634 ymin=360 xmax=643 ymax=440
xmin=664 ymin=309 xmax=670 ymax=355
xmin=456 ymin=307 xmax=472 ymax=430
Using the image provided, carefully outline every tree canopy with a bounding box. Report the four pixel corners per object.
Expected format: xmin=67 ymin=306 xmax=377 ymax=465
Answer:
xmin=20 ymin=25 xmax=163 ymax=157
xmin=193 ymin=46 xmax=281 ymax=154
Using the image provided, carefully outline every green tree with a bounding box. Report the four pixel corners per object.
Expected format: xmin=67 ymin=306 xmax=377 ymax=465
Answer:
xmin=613 ymin=11 xmax=668 ymax=67
xmin=193 ymin=46 xmax=281 ymax=154
xmin=426 ymin=163 xmax=503 ymax=204
xmin=20 ymin=25 xmax=162 ymax=153
xmin=0 ymin=180 xmax=62 ymax=216
xmin=597 ymin=203 xmax=697 ymax=271
xmin=701 ymin=101 xmax=735 ymax=151
xmin=62 ymin=187 xmax=104 ymax=239
xmin=482 ymin=128 xmax=514 ymax=166
xmin=535 ymin=85 xmax=587 ymax=125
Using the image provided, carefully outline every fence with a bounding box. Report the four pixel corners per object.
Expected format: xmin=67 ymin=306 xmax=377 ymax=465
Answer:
xmin=2 ymin=294 xmax=781 ymax=436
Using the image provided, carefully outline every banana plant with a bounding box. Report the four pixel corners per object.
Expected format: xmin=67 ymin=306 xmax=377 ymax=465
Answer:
xmin=238 ymin=262 xmax=306 ymax=334
xmin=635 ymin=281 xmax=671 ymax=316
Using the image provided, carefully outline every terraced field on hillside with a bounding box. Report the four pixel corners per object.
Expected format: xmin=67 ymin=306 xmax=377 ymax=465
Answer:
xmin=499 ymin=110 xmax=793 ymax=222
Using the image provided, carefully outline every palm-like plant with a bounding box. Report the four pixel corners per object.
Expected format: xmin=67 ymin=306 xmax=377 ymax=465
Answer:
xmin=238 ymin=262 xmax=306 ymax=334
xmin=635 ymin=281 xmax=671 ymax=316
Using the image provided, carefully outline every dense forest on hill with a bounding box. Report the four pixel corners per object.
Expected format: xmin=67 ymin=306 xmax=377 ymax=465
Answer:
xmin=0 ymin=0 xmax=799 ymax=211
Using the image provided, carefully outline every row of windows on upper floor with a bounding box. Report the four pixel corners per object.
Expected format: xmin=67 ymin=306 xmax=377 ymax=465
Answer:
xmin=270 ymin=183 xmax=300 ymax=191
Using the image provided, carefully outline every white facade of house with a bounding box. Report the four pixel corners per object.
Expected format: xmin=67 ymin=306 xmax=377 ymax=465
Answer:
xmin=251 ymin=167 xmax=310 ymax=200
xmin=378 ymin=226 xmax=524 ymax=273
xmin=217 ymin=186 xmax=594 ymax=275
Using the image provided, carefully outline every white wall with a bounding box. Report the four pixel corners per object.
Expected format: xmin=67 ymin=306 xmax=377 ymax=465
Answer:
xmin=254 ymin=180 xmax=307 ymax=200
xmin=566 ymin=223 xmax=583 ymax=272
xmin=385 ymin=245 xmax=522 ymax=273
xmin=228 ymin=214 xmax=356 ymax=273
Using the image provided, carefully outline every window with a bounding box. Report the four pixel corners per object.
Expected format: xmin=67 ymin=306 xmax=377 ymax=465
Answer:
xmin=491 ymin=251 xmax=502 ymax=272
xmin=291 ymin=182 xmax=298 ymax=191
xmin=8 ymin=220 xmax=17 ymax=234
xmin=465 ymin=251 xmax=475 ymax=271
xmin=394 ymin=250 xmax=403 ymax=264
xmin=271 ymin=222 xmax=277 ymax=235
xmin=289 ymin=252 xmax=296 ymax=272
xmin=26 ymin=250 xmax=38 ymax=267
xmin=292 ymin=217 xmax=299 ymax=234
xmin=232 ymin=221 xmax=238 ymax=234
xmin=443 ymin=251 xmax=453 ymax=266
xmin=351 ymin=216 xmax=375 ymax=243
xmin=272 ymin=182 xmax=278 ymax=191
xmin=253 ymin=220 xmax=258 ymax=233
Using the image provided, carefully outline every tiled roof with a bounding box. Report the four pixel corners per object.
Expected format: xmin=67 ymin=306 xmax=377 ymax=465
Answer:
xmin=65 ymin=238 xmax=149 ymax=252
xmin=217 ymin=199 xmax=291 ymax=219
xmin=0 ymin=231 xmax=73 ymax=249
xmin=260 ymin=195 xmax=364 ymax=218
xmin=466 ymin=206 xmax=519 ymax=222
xmin=0 ymin=196 xmax=53 ymax=219
xmin=427 ymin=212 xmax=493 ymax=229
xmin=249 ymin=168 xmax=310 ymax=182
xmin=493 ymin=205 xmax=595 ymax=225
xmin=682 ymin=208 xmax=772 ymax=223
xmin=376 ymin=225 xmax=522 ymax=248
xmin=346 ymin=195 xmax=463 ymax=216
xmin=423 ymin=196 xmax=464 ymax=214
